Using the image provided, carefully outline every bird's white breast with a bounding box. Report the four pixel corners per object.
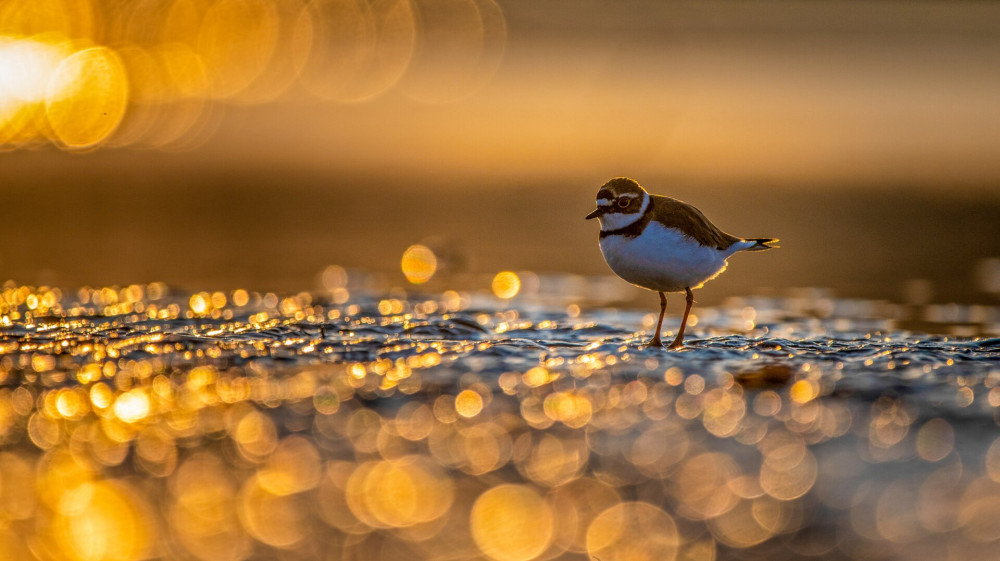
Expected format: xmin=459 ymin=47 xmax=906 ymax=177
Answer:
xmin=599 ymin=222 xmax=729 ymax=292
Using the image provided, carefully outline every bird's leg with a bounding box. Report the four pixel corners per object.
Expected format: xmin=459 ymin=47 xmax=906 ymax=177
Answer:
xmin=669 ymin=287 xmax=694 ymax=349
xmin=646 ymin=291 xmax=667 ymax=347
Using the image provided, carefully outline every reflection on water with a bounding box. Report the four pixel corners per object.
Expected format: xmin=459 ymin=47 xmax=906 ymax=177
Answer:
xmin=1 ymin=277 xmax=999 ymax=560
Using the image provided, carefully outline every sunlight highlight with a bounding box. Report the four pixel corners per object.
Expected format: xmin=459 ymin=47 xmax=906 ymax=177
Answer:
xmin=0 ymin=0 xmax=508 ymax=151
xmin=0 ymin=36 xmax=128 ymax=149
xmin=0 ymin=37 xmax=67 ymax=103
xmin=113 ymin=389 xmax=150 ymax=424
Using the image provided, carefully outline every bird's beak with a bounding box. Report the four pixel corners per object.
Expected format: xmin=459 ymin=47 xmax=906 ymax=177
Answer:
xmin=585 ymin=208 xmax=603 ymax=220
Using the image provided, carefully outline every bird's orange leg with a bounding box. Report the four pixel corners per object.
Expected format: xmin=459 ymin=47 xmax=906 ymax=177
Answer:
xmin=645 ymin=291 xmax=667 ymax=347
xmin=669 ymin=288 xmax=694 ymax=349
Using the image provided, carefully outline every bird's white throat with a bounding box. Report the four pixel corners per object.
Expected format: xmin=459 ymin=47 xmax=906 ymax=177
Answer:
xmin=598 ymin=192 xmax=650 ymax=231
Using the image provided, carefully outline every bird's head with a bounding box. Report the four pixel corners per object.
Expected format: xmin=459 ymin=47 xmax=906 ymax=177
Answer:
xmin=586 ymin=177 xmax=649 ymax=229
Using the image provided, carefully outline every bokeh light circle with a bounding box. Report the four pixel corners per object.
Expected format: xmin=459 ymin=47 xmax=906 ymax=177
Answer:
xmin=585 ymin=502 xmax=679 ymax=561
xmin=399 ymin=0 xmax=506 ymax=103
xmin=471 ymin=484 xmax=553 ymax=561
xmin=293 ymin=0 xmax=417 ymax=102
xmin=44 ymin=46 xmax=129 ymax=149
xmin=401 ymin=244 xmax=437 ymax=284
xmin=492 ymin=271 xmax=520 ymax=299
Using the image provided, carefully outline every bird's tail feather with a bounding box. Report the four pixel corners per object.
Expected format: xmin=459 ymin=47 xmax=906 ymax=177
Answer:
xmin=744 ymin=238 xmax=779 ymax=251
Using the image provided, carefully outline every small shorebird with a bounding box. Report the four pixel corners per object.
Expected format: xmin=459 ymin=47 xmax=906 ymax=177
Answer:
xmin=586 ymin=177 xmax=777 ymax=348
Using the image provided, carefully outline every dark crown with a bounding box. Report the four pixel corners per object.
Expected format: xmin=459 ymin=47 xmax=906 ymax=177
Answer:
xmin=596 ymin=177 xmax=646 ymax=200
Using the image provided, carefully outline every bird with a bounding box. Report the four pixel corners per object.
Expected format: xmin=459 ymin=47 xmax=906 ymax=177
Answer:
xmin=586 ymin=177 xmax=778 ymax=349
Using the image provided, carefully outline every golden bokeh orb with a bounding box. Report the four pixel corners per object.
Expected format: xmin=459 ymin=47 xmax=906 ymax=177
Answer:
xmin=586 ymin=502 xmax=679 ymax=561
xmin=471 ymin=484 xmax=553 ymax=561
xmin=455 ymin=389 xmax=484 ymax=418
xmin=492 ymin=271 xmax=520 ymax=299
xmin=45 ymin=46 xmax=129 ymax=149
xmin=113 ymin=389 xmax=150 ymax=424
xmin=53 ymin=480 xmax=153 ymax=561
xmin=401 ymin=244 xmax=437 ymax=284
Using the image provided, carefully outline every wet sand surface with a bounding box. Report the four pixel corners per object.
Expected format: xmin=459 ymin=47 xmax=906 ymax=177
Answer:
xmin=1 ymin=282 xmax=998 ymax=560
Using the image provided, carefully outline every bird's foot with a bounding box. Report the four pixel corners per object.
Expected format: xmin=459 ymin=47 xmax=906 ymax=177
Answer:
xmin=644 ymin=338 xmax=663 ymax=348
xmin=668 ymin=341 xmax=685 ymax=350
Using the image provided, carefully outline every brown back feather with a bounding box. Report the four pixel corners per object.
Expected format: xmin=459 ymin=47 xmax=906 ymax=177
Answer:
xmin=651 ymin=195 xmax=741 ymax=250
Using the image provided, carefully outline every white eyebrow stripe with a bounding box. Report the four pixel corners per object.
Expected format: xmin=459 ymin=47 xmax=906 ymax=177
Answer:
xmin=597 ymin=198 xmax=613 ymax=206
xmin=618 ymin=193 xmax=641 ymax=199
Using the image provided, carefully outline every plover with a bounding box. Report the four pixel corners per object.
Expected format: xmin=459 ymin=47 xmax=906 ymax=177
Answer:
xmin=586 ymin=177 xmax=778 ymax=348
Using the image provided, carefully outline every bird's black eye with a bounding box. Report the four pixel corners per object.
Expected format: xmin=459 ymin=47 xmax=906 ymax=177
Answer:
xmin=617 ymin=198 xmax=630 ymax=208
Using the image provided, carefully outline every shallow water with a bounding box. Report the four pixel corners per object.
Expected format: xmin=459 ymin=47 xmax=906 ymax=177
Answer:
xmin=1 ymin=281 xmax=999 ymax=561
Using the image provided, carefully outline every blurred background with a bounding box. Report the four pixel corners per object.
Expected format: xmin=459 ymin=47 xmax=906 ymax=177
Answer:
xmin=3 ymin=5 xmax=1000 ymax=560
xmin=1 ymin=0 xmax=999 ymax=305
